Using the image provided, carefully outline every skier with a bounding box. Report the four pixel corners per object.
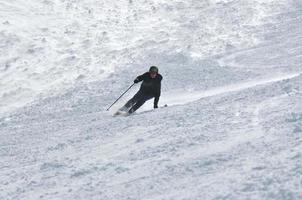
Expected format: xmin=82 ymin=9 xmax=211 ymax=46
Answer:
xmin=115 ymin=66 xmax=163 ymax=115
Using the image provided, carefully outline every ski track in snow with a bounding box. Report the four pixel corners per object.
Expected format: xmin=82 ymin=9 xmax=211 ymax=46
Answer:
xmin=160 ymin=73 xmax=301 ymax=108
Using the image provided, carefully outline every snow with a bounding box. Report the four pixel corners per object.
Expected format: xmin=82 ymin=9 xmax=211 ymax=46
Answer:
xmin=158 ymin=72 xmax=301 ymax=109
xmin=1 ymin=0 xmax=302 ymax=200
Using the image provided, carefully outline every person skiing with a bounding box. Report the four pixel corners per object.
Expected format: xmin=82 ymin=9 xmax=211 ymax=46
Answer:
xmin=115 ymin=66 xmax=163 ymax=115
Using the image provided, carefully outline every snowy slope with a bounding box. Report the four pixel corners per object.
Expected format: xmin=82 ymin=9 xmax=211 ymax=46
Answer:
xmin=1 ymin=0 xmax=302 ymax=200
xmin=0 ymin=0 xmax=292 ymax=116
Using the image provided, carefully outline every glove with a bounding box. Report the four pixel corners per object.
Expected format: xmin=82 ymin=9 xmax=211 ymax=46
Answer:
xmin=134 ymin=78 xmax=139 ymax=83
xmin=154 ymin=105 xmax=158 ymax=109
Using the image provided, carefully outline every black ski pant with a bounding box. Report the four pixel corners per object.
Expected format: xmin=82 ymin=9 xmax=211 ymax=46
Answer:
xmin=123 ymin=90 xmax=154 ymax=113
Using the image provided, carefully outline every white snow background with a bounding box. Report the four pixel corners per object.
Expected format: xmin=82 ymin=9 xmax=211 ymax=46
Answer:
xmin=0 ymin=0 xmax=302 ymax=199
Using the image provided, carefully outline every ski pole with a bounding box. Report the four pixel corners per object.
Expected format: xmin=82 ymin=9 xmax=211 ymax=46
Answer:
xmin=106 ymin=83 xmax=135 ymax=111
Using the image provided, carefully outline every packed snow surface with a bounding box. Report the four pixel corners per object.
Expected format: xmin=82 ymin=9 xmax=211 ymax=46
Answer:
xmin=1 ymin=0 xmax=302 ymax=199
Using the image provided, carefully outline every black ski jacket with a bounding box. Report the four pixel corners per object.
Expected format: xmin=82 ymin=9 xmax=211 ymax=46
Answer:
xmin=134 ymin=72 xmax=163 ymax=107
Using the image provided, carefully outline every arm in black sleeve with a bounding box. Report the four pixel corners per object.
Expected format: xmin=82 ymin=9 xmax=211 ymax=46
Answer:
xmin=153 ymin=75 xmax=162 ymax=108
xmin=134 ymin=72 xmax=148 ymax=83
xmin=154 ymin=92 xmax=160 ymax=108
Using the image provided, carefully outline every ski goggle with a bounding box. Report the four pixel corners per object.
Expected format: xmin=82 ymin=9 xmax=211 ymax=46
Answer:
xmin=150 ymin=71 xmax=157 ymax=75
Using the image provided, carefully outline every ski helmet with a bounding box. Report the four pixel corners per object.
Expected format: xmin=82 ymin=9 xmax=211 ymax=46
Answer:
xmin=149 ymin=66 xmax=158 ymax=73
